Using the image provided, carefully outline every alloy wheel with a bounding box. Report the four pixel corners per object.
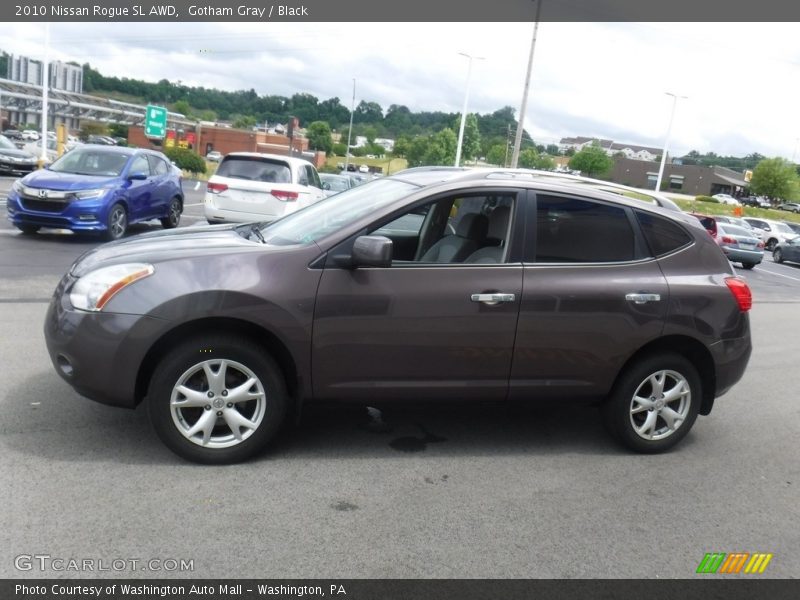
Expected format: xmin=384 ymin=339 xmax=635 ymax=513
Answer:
xmin=628 ymin=369 xmax=691 ymax=441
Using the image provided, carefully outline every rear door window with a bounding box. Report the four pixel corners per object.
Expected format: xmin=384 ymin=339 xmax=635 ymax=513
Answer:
xmin=635 ymin=211 xmax=692 ymax=257
xmin=216 ymin=156 xmax=292 ymax=183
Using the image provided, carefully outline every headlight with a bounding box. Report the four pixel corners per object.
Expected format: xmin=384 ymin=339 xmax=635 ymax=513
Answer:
xmin=69 ymin=263 xmax=154 ymax=312
xmin=73 ymin=188 xmax=112 ymax=200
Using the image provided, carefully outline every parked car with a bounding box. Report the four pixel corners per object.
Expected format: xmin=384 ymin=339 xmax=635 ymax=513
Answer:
xmin=320 ymin=173 xmax=355 ymax=196
xmin=44 ymin=168 xmax=752 ymax=463
xmin=742 ymin=217 xmax=798 ymax=250
xmin=715 ymin=223 xmax=764 ymax=269
xmin=772 ymin=236 xmax=800 ymax=265
xmin=741 ymin=196 xmax=771 ymax=208
xmin=204 ymin=152 xmax=326 ymax=224
xmin=715 ymin=215 xmax=765 ymax=242
xmin=206 ymin=150 xmax=222 ymax=162
xmin=0 ymin=134 xmax=38 ymax=174
xmin=712 ymin=193 xmax=740 ymax=206
xmin=781 ymin=221 xmax=800 ymax=236
xmin=85 ymin=135 xmax=116 ymax=145
xmin=358 ymin=164 xmax=370 ymax=173
xmin=777 ymin=202 xmax=800 ymax=213
xmin=21 ymin=129 xmax=40 ymax=141
xmin=2 ymin=129 xmax=23 ymax=141
xmin=689 ymin=213 xmax=719 ymax=237
xmin=6 ymin=146 xmax=183 ymax=240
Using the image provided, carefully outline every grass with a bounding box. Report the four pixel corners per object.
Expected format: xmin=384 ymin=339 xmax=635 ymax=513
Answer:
xmin=324 ymin=155 xmax=408 ymax=175
xmin=671 ymin=198 xmax=800 ymax=224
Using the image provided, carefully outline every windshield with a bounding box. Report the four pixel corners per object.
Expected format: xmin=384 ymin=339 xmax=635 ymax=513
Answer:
xmin=0 ymin=135 xmax=17 ymax=150
xmin=260 ymin=178 xmax=418 ymax=246
xmin=775 ymin=222 xmax=795 ymax=234
xmin=48 ymin=148 xmax=130 ymax=176
xmin=321 ymin=175 xmax=350 ymax=192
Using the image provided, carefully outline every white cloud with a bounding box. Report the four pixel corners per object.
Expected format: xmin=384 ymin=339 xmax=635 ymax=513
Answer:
xmin=1 ymin=21 xmax=798 ymax=158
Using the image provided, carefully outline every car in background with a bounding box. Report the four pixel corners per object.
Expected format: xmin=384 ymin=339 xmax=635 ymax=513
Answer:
xmin=204 ymin=152 xmax=326 ymax=224
xmin=777 ymin=202 xmax=800 ymax=213
xmin=320 ymin=173 xmax=355 ymax=197
xmin=772 ymin=236 xmax=800 ymax=265
xmin=0 ymin=134 xmax=39 ymax=174
xmin=741 ymin=196 xmax=771 ymax=208
xmin=358 ymin=164 xmax=370 ymax=173
xmin=689 ymin=213 xmax=719 ymax=238
xmin=715 ymin=215 xmax=765 ymax=242
xmin=742 ymin=217 xmax=798 ymax=250
xmin=21 ymin=130 xmax=40 ymax=141
xmin=6 ymin=146 xmax=183 ymax=240
xmin=85 ymin=135 xmax=116 ymax=145
xmin=781 ymin=221 xmax=800 ymax=236
xmin=2 ymin=129 xmax=23 ymax=141
xmin=44 ymin=167 xmax=753 ymax=463
xmin=206 ymin=150 xmax=222 ymax=162
xmin=715 ymin=223 xmax=764 ymax=269
xmin=712 ymin=193 xmax=740 ymax=206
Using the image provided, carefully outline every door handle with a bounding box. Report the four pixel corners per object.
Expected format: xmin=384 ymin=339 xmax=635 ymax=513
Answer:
xmin=625 ymin=293 xmax=661 ymax=304
xmin=471 ymin=293 xmax=516 ymax=304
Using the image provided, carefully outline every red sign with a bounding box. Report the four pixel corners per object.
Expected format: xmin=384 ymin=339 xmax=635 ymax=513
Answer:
xmin=186 ymin=132 xmax=196 ymax=144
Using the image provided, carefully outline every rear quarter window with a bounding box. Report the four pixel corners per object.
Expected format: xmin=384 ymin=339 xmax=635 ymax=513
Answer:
xmin=636 ymin=211 xmax=693 ymax=257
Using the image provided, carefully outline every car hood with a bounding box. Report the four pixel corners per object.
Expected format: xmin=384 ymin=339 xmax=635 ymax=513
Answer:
xmin=0 ymin=146 xmax=36 ymax=160
xmin=70 ymin=224 xmax=272 ymax=277
xmin=22 ymin=169 xmax=120 ymax=191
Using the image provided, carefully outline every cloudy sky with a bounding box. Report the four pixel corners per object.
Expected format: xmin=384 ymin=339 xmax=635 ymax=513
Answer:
xmin=1 ymin=21 xmax=799 ymax=158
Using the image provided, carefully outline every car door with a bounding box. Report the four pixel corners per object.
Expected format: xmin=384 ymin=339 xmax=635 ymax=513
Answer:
xmin=124 ymin=154 xmax=155 ymax=221
xmin=510 ymin=192 xmax=669 ymax=401
xmin=146 ymin=154 xmax=173 ymax=216
xmin=312 ymin=190 xmax=525 ymax=402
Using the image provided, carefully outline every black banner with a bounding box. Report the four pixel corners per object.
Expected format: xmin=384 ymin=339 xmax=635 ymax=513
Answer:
xmin=2 ymin=579 xmax=800 ymax=600
xmin=3 ymin=0 xmax=800 ymax=22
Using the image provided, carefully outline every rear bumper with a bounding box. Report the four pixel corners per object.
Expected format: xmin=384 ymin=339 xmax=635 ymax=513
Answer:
xmin=709 ymin=332 xmax=752 ymax=402
xmin=721 ymin=247 xmax=763 ymax=264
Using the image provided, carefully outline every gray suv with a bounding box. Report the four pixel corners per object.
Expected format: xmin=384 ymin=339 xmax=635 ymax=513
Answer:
xmin=44 ymin=169 xmax=752 ymax=463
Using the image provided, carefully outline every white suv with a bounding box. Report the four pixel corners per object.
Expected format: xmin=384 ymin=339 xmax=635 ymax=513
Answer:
xmin=743 ymin=217 xmax=798 ymax=250
xmin=204 ymin=153 xmax=326 ymax=224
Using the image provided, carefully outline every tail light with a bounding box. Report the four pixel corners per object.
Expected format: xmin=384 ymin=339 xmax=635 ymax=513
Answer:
xmin=720 ymin=236 xmax=736 ymax=244
xmin=271 ymin=189 xmax=299 ymax=202
xmin=207 ymin=182 xmax=228 ymax=194
xmin=725 ymin=277 xmax=752 ymax=312
xmin=757 ymin=241 xmax=765 ymax=249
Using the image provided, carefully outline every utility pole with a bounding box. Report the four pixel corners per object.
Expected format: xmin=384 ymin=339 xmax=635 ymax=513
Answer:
xmin=454 ymin=52 xmax=484 ymax=167
xmin=511 ymin=0 xmax=542 ymax=168
xmin=504 ymin=124 xmax=511 ymax=167
xmin=654 ymin=92 xmax=687 ymax=193
xmin=39 ymin=22 xmax=50 ymax=166
xmin=344 ymin=78 xmax=355 ymax=172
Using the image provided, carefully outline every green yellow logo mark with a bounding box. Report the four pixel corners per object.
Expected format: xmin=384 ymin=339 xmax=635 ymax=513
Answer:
xmin=696 ymin=552 xmax=773 ymax=574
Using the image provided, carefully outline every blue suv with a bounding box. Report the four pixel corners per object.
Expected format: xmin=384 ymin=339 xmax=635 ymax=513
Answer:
xmin=7 ymin=145 xmax=183 ymax=240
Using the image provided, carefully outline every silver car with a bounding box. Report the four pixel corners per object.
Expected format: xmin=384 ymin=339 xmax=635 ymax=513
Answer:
xmin=716 ymin=223 xmax=764 ymax=269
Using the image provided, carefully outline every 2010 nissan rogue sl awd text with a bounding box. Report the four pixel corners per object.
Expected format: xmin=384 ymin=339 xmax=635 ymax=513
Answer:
xmin=44 ymin=168 xmax=752 ymax=463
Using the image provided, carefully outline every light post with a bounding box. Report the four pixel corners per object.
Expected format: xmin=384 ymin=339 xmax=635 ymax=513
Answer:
xmin=39 ymin=22 xmax=51 ymax=166
xmin=454 ymin=52 xmax=484 ymax=167
xmin=511 ymin=0 xmax=542 ymax=168
xmin=344 ymin=78 xmax=355 ymax=172
xmin=654 ymin=92 xmax=687 ymax=193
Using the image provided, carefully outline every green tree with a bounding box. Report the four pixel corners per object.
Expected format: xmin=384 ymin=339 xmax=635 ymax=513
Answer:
xmin=173 ymin=100 xmax=192 ymax=117
xmin=568 ymin=144 xmax=612 ymax=178
xmin=422 ymin=128 xmax=457 ymax=166
xmin=163 ymin=147 xmax=206 ymax=174
xmin=332 ymin=142 xmax=347 ymax=156
xmin=534 ymin=154 xmax=556 ymax=170
xmin=518 ymin=147 xmax=540 ymax=169
xmin=306 ymin=121 xmax=333 ymax=154
xmin=750 ymin=157 xmax=798 ymax=200
xmin=232 ymin=114 xmax=257 ymax=129
xmin=453 ymin=114 xmax=481 ymax=163
xmin=486 ymin=144 xmax=507 ymax=166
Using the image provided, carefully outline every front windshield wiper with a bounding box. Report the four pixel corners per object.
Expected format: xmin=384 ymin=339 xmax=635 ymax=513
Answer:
xmin=248 ymin=224 xmax=266 ymax=244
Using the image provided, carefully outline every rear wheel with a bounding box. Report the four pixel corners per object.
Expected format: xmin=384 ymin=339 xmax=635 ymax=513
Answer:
xmin=16 ymin=224 xmax=40 ymax=235
xmin=741 ymin=262 xmax=756 ymax=270
xmin=773 ymin=249 xmax=783 ymax=263
xmin=104 ymin=203 xmax=127 ymax=241
xmin=160 ymin=197 xmax=182 ymax=229
xmin=602 ymin=353 xmax=701 ymax=453
xmin=766 ymin=238 xmax=778 ymax=251
xmin=147 ymin=335 xmax=288 ymax=464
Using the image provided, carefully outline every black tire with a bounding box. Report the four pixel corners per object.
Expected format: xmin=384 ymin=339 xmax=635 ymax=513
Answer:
xmin=601 ymin=353 xmax=701 ymax=453
xmin=16 ymin=224 xmax=40 ymax=235
xmin=741 ymin=262 xmax=756 ymax=270
xmin=147 ymin=335 xmax=287 ymax=464
xmin=773 ymin=248 xmax=783 ymax=263
xmin=766 ymin=238 xmax=778 ymax=251
xmin=104 ymin=203 xmax=128 ymax=241
xmin=160 ymin=197 xmax=182 ymax=229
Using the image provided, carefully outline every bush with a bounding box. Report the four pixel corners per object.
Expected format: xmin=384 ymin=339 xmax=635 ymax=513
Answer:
xmin=695 ymin=195 xmax=719 ymax=203
xmin=163 ymin=146 xmax=206 ymax=174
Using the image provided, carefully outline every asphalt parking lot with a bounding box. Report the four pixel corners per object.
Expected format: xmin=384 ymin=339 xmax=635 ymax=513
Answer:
xmin=0 ymin=175 xmax=798 ymax=579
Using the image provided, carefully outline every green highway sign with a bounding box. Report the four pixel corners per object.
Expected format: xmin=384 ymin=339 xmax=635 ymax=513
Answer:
xmin=144 ymin=104 xmax=168 ymax=138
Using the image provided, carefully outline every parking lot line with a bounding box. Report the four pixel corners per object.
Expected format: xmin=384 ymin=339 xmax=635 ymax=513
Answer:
xmin=754 ymin=264 xmax=800 ymax=283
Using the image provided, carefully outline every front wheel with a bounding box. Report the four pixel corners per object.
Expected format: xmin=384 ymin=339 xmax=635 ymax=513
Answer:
xmin=160 ymin=197 xmax=182 ymax=229
xmin=602 ymin=353 xmax=701 ymax=453
xmin=773 ymin=249 xmax=783 ymax=263
xmin=16 ymin=224 xmax=40 ymax=235
xmin=147 ymin=335 xmax=288 ymax=464
xmin=766 ymin=238 xmax=778 ymax=251
xmin=104 ymin=203 xmax=128 ymax=241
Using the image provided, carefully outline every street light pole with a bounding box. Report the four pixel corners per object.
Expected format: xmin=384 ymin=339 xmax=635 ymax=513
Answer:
xmin=654 ymin=92 xmax=687 ymax=193
xmin=454 ymin=52 xmax=483 ymax=167
xmin=344 ymin=78 xmax=355 ymax=172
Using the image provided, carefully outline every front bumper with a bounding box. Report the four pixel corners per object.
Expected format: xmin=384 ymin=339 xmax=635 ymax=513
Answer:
xmin=44 ymin=275 xmax=168 ymax=408
xmin=7 ymin=193 xmax=111 ymax=232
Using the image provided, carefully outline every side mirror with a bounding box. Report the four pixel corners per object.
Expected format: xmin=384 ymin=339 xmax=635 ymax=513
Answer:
xmin=351 ymin=235 xmax=393 ymax=268
xmin=322 ymin=182 xmax=331 ymax=190
xmin=128 ymin=171 xmax=148 ymax=181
